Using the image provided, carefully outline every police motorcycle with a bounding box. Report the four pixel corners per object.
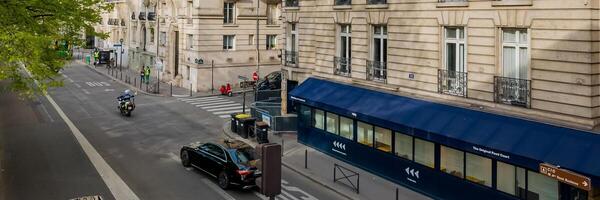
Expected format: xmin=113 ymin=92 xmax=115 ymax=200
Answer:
xmin=117 ymin=90 xmax=136 ymax=117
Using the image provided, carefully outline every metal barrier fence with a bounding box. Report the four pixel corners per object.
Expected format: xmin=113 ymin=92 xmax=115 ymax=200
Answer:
xmin=334 ymin=163 xmax=360 ymax=194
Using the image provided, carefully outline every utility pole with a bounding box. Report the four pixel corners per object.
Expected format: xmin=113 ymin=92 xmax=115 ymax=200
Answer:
xmin=155 ymin=1 xmax=161 ymax=93
xmin=255 ymin=0 xmax=260 ymax=78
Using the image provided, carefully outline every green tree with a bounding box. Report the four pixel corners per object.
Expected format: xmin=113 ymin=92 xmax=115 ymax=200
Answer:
xmin=0 ymin=0 xmax=111 ymax=97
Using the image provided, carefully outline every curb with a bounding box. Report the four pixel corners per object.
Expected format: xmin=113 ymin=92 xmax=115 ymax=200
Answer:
xmin=221 ymin=122 xmax=355 ymax=200
xmin=77 ymin=61 xmax=165 ymax=97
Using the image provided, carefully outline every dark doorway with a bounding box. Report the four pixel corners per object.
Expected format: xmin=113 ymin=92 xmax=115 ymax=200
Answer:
xmin=559 ymin=183 xmax=587 ymax=200
xmin=174 ymin=31 xmax=179 ymax=76
xmin=286 ymin=79 xmax=299 ymax=114
xmin=142 ymin=27 xmax=147 ymax=51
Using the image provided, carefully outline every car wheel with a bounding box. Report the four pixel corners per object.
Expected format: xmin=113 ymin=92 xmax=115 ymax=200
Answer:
xmin=180 ymin=150 xmax=191 ymax=167
xmin=218 ymin=171 xmax=230 ymax=190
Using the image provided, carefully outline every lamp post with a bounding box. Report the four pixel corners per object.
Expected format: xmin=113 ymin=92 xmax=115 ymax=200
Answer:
xmin=255 ymin=0 xmax=260 ymax=79
xmin=119 ymin=38 xmax=123 ymax=72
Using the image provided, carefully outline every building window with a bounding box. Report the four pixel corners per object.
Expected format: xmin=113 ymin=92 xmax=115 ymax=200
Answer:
xmin=374 ymin=127 xmax=391 ymax=152
xmin=339 ymin=116 xmax=354 ymax=140
xmin=223 ymin=2 xmax=235 ymax=24
xmin=368 ymin=25 xmax=387 ymax=82
xmin=394 ymin=132 xmax=412 ymax=160
xmin=445 ymin=27 xmax=466 ymax=73
xmin=414 ymin=138 xmax=434 ymax=168
xmin=249 ymin=34 xmax=254 ymax=45
xmin=287 ymin=23 xmax=298 ymax=52
xmin=528 ymin=171 xmax=559 ymax=200
xmin=149 ymin=28 xmax=155 ymax=43
xmin=357 ymin=122 xmax=373 ymax=147
xmin=187 ymin=34 xmax=193 ymax=49
xmin=266 ymin=3 xmax=278 ymax=25
xmin=496 ymin=161 xmax=527 ymax=198
xmin=335 ymin=0 xmax=351 ymax=6
xmin=335 ymin=24 xmax=351 ymax=76
xmin=299 ymin=105 xmax=311 ymax=126
xmin=186 ymin=66 xmax=190 ymax=80
xmin=465 ymin=153 xmax=492 ymax=187
xmin=159 ymin=31 xmax=166 ymax=46
xmin=440 ymin=146 xmax=464 ymax=178
xmin=266 ymin=35 xmax=277 ymax=50
xmin=502 ymin=29 xmax=529 ymax=79
xmin=326 ymin=112 xmax=339 ymax=134
xmin=223 ymin=35 xmax=235 ymax=50
xmin=312 ymin=109 xmax=324 ymax=130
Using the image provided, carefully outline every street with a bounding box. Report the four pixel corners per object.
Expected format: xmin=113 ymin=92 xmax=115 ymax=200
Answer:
xmin=0 ymin=62 xmax=345 ymax=200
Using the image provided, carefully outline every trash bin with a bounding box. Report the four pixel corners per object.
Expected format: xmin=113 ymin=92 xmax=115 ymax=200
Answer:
xmin=85 ymin=55 xmax=91 ymax=65
xmin=230 ymin=113 xmax=238 ymax=133
xmin=255 ymin=121 xmax=269 ymax=144
xmin=235 ymin=113 xmax=251 ymax=136
xmin=238 ymin=117 xmax=256 ymax=139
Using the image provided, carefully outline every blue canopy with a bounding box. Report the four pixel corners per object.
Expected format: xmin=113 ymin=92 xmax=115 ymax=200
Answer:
xmin=290 ymin=77 xmax=600 ymax=181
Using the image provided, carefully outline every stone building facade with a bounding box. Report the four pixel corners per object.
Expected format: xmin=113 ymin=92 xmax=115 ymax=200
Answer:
xmin=96 ymin=0 xmax=284 ymax=91
xmin=280 ymin=0 xmax=600 ymax=130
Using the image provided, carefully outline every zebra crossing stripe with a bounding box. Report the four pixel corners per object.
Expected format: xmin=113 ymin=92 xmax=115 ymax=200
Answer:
xmin=200 ymin=103 xmax=241 ymax=109
xmin=179 ymin=96 xmax=221 ymax=102
xmin=206 ymin=106 xmax=244 ymax=112
xmin=219 ymin=115 xmax=231 ymax=118
xmin=212 ymin=109 xmax=244 ymax=115
xmin=188 ymin=99 xmax=229 ymax=104
xmin=193 ymin=101 xmax=235 ymax=107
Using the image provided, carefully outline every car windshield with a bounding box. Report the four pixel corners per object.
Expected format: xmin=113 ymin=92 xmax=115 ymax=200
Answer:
xmin=235 ymin=148 xmax=256 ymax=164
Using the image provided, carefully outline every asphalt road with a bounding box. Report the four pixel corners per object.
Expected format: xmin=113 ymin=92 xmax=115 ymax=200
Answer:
xmin=0 ymin=62 xmax=345 ymax=200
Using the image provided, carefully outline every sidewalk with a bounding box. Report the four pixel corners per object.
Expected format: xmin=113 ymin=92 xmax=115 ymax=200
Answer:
xmin=221 ymin=122 xmax=432 ymax=200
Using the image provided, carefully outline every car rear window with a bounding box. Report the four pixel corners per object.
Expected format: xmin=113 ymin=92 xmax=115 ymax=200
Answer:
xmin=235 ymin=148 xmax=256 ymax=164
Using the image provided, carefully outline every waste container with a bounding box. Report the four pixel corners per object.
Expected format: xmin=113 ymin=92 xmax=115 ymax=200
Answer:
xmin=255 ymin=121 xmax=269 ymax=144
xmin=235 ymin=113 xmax=251 ymax=136
xmin=230 ymin=113 xmax=238 ymax=133
xmin=238 ymin=117 xmax=256 ymax=139
xmin=86 ymin=55 xmax=91 ymax=65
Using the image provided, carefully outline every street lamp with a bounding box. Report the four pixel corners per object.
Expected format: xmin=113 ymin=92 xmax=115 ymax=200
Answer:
xmin=119 ymin=38 xmax=123 ymax=73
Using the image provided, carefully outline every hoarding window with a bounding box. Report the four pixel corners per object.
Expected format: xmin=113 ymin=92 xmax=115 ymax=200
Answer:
xmin=497 ymin=161 xmax=516 ymax=195
xmin=313 ymin=109 xmax=325 ymax=130
xmin=466 ymin=153 xmax=492 ymax=187
xmin=357 ymin=122 xmax=373 ymax=147
xmin=299 ymin=105 xmax=311 ymax=126
xmin=374 ymin=127 xmax=391 ymax=152
xmin=326 ymin=112 xmax=339 ymax=134
xmin=414 ymin=138 xmax=434 ymax=168
xmin=441 ymin=146 xmax=464 ymax=178
xmin=394 ymin=132 xmax=412 ymax=160
xmin=339 ymin=116 xmax=354 ymax=140
xmin=528 ymin=171 xmax=559 ymax=200
xmin=517 ymin=167 xmax=527 ymax=198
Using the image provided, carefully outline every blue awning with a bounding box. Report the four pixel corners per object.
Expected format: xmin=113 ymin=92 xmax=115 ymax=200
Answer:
xmin=290 ymin=77 xmax=600 ymax=181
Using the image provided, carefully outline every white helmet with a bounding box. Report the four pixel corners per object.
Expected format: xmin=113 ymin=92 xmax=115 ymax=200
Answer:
xmin=124 ymin=89 xmax=132 ymax=95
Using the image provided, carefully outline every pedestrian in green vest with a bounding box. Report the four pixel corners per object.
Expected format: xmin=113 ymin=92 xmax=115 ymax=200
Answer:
xmin=144 ymin=66 xmax=151 ymax=84
xmin=93 ymin=51 xmax=100 ymax=65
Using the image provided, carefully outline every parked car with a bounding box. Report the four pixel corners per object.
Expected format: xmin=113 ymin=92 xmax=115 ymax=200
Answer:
xmin=256 ymin=71 xmax=281 ymax=91
xmin=180 ymin=140 xmax=261 ymax=190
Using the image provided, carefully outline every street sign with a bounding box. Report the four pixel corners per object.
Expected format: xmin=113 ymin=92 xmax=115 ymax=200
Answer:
xmin=113 ymin=44 xmax=122 ymax=47
xmin=539 ymin=163 xmax=591 ymax=191
xmin=194 ymin=58 xmax=204 ymax=64
xmin=238 ymin=75 xmax=249 ymax=81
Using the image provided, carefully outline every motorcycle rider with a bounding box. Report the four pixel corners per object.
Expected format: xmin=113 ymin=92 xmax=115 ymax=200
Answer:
xmin=117 ymin=89 xmax=135 ymax=106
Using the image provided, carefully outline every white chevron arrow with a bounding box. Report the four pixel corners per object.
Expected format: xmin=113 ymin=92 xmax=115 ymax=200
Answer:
xmin=405 ymin=167 xmax=410 ymax=175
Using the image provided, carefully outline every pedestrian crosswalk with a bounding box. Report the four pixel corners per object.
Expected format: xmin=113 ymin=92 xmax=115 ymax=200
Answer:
xmin=85 ymin=81 xmax=110 ymax=87
xmin=177 ymin=96 xmax=248 ymax=119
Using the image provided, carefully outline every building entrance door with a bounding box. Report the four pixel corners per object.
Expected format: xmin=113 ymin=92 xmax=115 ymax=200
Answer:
xmin=559 ymin=183 xmax=588 ymax=200
xmin=190 ymin=67 xmax=197 ymax=92
xmin=173 ymin=31 xmax=179 ymax=76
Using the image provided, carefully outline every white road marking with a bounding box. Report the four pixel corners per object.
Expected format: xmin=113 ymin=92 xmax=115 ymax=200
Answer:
xmin=172 ymin=94 xmax=191 ymax=98
xmin=104 ymin=89 xmax=115 ymax=92
xmin=219 ymin=115 xmax=231 ymax=118
xmin=179 ymin=96 xmax=221 ymax=102
xmin=68 ymin=78 xmax=75 ymax=83
xmin=212 ymin=109 xmax=244 ymax=115
xmin=193 ymin=101 xmax=235 ymax=107
xmin=101 ymin=82 xmax=110 ymax=86
xmin=40 ymin=78 xmax=140 ymax=200
xmin=188 ymin=99 xmax=230 ymax=105
xmin=82 ymin=89 xmax=91 ymax=95
xmin=168 ymin=152 xmax=181 ymax=162
xmin=74 ymin=83 xmax=82 ymax=88
xmin=206 ymin=106 xmax=244 ymax=112
xmin=200 ymin=103 xmax=242 ymax=109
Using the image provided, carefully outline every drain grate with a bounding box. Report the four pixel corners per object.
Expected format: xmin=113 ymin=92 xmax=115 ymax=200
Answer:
xmin=69 ymin=195 xmax=103 ymax=200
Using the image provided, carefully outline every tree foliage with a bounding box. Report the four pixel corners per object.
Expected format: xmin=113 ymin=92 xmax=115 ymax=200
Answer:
xmin=0 ymin=0 xmax=111 ymax=97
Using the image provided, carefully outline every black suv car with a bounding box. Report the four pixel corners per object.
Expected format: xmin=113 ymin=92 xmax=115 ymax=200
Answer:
xmin=180 ymin=140 xmax=261 ymax=190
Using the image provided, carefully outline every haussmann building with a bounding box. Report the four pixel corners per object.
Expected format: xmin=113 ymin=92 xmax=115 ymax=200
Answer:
xmin=280 ymin=0 xmax=600 ymax=199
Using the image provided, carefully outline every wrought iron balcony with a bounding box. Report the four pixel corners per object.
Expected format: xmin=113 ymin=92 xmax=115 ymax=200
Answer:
xmin=121 ymin=19 xmax=125 ymax=26
xmin=335 ymin=0 xmax=351 ymax=5
xmin=147 ymin=12 xmax=156 ymax=21
xmin=334 ymin=56 xmax=351 ymax=77
xmin=494 ymin=76 xmax=531 ymax=108
xmin=284 ymin=51 xmax=299 ymax=67
xmin=438 ymin=0 xmax=468 ymax=2
xmin=131 ymin=12 xmax=136 ymax=20
xmin=285 ymin=0 xmax=299 ymax=7
xmin=366 ymin=60 xmax=387 ymax=83
xmin=138 ymin=12 xmax=146 ymax=20
xmin=438 ymin=69 xmax=468 ymax=97
xmin=367 ymin=0 xmax=387 ymax=4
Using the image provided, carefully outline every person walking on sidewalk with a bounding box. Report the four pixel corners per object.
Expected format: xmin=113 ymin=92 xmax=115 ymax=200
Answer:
xmin=144 ymin=66 xmax=151 ymax=84
xmin=140 ymin=66 xmax=145 ymax=84
xmin=93 ymin=50 xmax=100 ymax=65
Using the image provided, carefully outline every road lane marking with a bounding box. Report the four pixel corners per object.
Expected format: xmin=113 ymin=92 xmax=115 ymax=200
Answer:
xmin=189 ymin=99 xmax=230 ymax=105
xmin=74 ymin=83 xmax=82 ymax=88
xmin=82 ymin=89 xmax=91 ymax=95
xmin=193 ymin=101 xmax=235 ymax=107
xmin=179 ymin=96 xmax=221 ymax=102
xmin=219 ymin=115 xmax=231 ymax=118
xmin=200 ymin=103 xmax=241 ymax=109
xmin=200 ymin=179 xmax=236 ymax=200
xmin=206 ymin=106 xmax=244 ymax=112
xmin=42 ymin=84 xmax=140 ymax=200
xmin=212 ymin=109 xmax=244 ymax=115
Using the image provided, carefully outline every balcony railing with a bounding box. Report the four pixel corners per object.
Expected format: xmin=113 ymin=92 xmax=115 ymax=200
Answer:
xmin=438 ymin=69 xmax=468 ymax=97
xmin=285 ymin=0 xmax=299 ymax=7
xmin=147 ymin=12 xmax=156 ymax=21
xmin=284 ymin=51 xmax=299 ymax=67
xmin=494 ymin=76 xmax=531 ymax=108
xmin=366 ymin=60 xmax=387 ymax=83
xmin=131 ymin=12 xmax=136 ymax=20
xmin=438 ymin=0 xmax=467 ymax=2
xmin=138 ymin=12 xmax=146 ymax=20
xmin=121 ymin=19 xmax=125 ymax=26
xmin=335 ymin=0 xmax=351 ymax=6
xmin=367 ymin=0 xmax=387 ymax=4
xmin=334 ymin=56 xmax=351 ymax=76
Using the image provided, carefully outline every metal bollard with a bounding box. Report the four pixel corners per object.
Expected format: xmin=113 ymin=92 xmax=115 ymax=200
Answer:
xmin=189 ymin=83 xmax=192 ymax=97
xmin=305 ymin=149 xmax=308 ymax=169
xmin=170 ymin=83 xmax=173 ymax=97
xmin=134 ymin=78 xmax=136 ymax=87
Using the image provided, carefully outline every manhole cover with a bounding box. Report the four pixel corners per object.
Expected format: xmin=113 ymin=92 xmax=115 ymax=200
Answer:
xmin=69 ymin=195 xmax=103 ymax=200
